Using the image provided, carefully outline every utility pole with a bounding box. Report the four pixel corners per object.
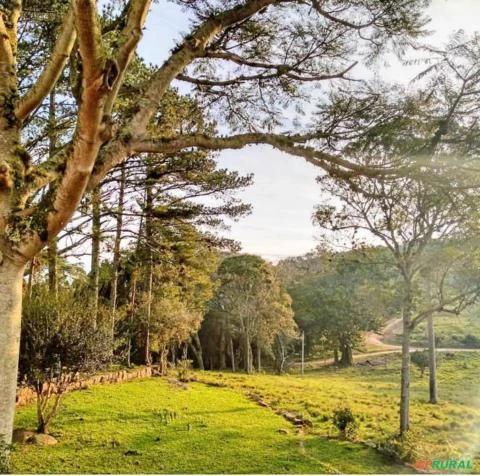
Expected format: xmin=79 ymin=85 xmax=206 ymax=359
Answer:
xmin=301 ymin=330 xmax=305 ymax=376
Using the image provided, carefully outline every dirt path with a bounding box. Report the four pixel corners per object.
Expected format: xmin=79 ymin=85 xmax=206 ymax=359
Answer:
xmin=364 ymin=317 xmax=402 ymax=349
xmin=296 ymin=317 xmax=480 ymax=370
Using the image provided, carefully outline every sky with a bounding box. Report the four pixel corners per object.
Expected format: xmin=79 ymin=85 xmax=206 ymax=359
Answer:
xmin=137 ymin=0 xmax=480 ymax=263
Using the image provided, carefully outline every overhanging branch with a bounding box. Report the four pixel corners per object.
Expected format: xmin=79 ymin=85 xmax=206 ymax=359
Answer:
xmin=16 ymin=7 xmax=76 ymax=121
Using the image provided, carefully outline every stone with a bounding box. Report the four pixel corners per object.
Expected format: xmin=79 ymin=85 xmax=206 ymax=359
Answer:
xmin=278 ymin=428 xmax=288 ymax=434
xmin=27 ymin=433 xmax=58 ymax=446
xmin=283 ymin=412 xmax=297 ymax=422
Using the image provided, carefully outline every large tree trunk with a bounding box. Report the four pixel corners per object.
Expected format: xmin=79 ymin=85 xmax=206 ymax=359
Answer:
xmin=243 ymin=335 xmax=252 ymax=374
xmin=190 ymin=333 xmax=204 ymax=370
xmin=143 ymin=165 xmax=154 ymax=366
xmin=340 ymin=343 xmax=353 ymax=367
xmin=427 ymin=312 xmax=438 ymax=404
xmin=126 ymin=272 xmax=137 ymax=367
xmin=0 ymin=260 xmax=25 ymax=445
xmin=400 ymin=284 xmax=413 ymax=435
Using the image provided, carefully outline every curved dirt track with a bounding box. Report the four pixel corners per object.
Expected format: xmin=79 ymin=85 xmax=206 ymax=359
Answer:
xmin=298 ymin=318 xmax=480 ymax=370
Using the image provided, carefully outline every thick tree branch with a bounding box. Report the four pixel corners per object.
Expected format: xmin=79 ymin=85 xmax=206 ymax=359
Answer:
xmin=19 ymin=0 xmax=108 ymax=259
xmin=75 ymin=0 xmax=102 ymax=83
xmin=129 ymin=0 xmax=287 ymax=136
xmin=0 ymin=13 xmax=14 ymax=67
xmin=130 ymin=133 xmax=408 ymax=179
xmin=103 ymin=0 xmax=152 ymax=117
xmin=16 ymin=7 xmax=76 ymax=121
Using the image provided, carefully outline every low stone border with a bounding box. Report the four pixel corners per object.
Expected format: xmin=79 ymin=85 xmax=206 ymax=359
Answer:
xmin=16 ymin=366 xmax=154 ymax=407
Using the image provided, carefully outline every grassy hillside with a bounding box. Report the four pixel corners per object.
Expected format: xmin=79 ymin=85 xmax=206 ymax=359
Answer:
xmin=384 ymin=312 xmax=480 ymax=348
xmin=12 ymin=378 xmax=404 ymax=474
xmin=11 ymin=353 xmax=480 ymax=473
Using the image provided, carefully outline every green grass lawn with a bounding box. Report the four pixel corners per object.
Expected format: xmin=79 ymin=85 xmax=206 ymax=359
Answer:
xmin=12 ymin=377 xmax=406 ymax=474
xmin=198 ymin=353 xmax=480 ymax=470
xmin=11 ymin=353 xmax=480 ymax=474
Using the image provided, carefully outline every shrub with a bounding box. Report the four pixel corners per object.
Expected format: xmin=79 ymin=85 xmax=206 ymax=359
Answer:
xmin=176 ymin=359 xmax=195 ymax=382
xmin=332 ymin=407 xmax=358 ymax=439
xmin=463 ymin=334 xmax=480 ymax=348
xmin=411 ymin=350 xmax=429 ymax=377
xmin=19 ymin=288 xmax=112 ymax=434
xmin=377 ymin=431 xmax=419 ymax=463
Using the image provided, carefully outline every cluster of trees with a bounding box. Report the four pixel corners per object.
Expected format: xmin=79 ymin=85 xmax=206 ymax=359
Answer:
xmin=199 ymin=255 xmax=297 ymax=373
xmin=278 ymin=248 xmax=398 ymax=366
xmin=1 ymin=0 xmax=479 ymax=455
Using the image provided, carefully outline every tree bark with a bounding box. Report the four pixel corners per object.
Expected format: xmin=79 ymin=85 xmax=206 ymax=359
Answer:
xmin=126 ymin=271 xmax=137 ymax=367
xmin=340 ymin=343 xmax=353 ymax=367
xmin=256 ymin=340 xmax=261 ymax=372
xmin=427 ymin=312 xmax=438 ymax=404
xmin=219 ymin=319 xmax=226 ymax=370
xmin=244 ymin=335 xmax=252 ymax=374
xmin=90 ymin=185 xmax=102 ymax=326
xmin=143 ymin=168 xmax=154 ymax=366
xmin=229 ymin=336 xmax=236 ymax=372
xmin=0 ymin=260 xmax=25 ymax=444
xmin=110 ymin=163 xmax=126 ymax=350
xmin=400 ymin=285 xmax=413 ymax=435
xmin=190 ymin=333 xmax=204 ymax=370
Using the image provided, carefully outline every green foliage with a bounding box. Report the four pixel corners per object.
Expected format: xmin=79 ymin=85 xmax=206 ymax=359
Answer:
xmin=0 ymin=439 xmax=11 ymax=474
xmin=20 ymin=288 xmax=112 ymax=380
xmin=279 ymin=248 xmax=396 ymax=363
xmin=411 ymin=350 xmax=429 ymax=377
xmin=19 ymin=287 xmax=112 ymax=432
xmin=377 ymin=432 xmax=419 ymax=463
xmin=332 ymin=407 xmax=358 ymax=439
xmin=463 ymin=334 xmax=480 ymax=348
xmin=204 ymin=254 xmax=297 ymax=372
xmin=176 ymin=359 xmax=195 ymax=383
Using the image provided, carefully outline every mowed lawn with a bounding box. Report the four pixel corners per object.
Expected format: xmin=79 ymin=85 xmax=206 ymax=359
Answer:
xmin=12 ymin=378 xmax=406 ymax=474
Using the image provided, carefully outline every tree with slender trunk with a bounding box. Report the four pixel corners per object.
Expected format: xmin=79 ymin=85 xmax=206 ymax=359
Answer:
xmin=90 ymin=185 xmax=102 ymax=326
xmin=426 ymin=312 xmax=437 ymax=404
xmin=110 ymin=164 xmax=126 ymax=349
xmin=316 ymin=171 xmax=480 ymax=433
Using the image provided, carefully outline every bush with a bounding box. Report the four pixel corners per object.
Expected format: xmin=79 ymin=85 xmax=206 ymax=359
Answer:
xmin=19 ymin=288 xmax=112 ymax=434
xmin=176 ymin=359 xmax=195 ymax=382
xmin=463 ymin=334 xmax=480 ymax=348
xmin=377 ymin=431 xmax=419 ymax=463
xmin=332 ymin=407 xmax=358 ymax=439
xmin=411 ymin=350 xmax=429 ymax=377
